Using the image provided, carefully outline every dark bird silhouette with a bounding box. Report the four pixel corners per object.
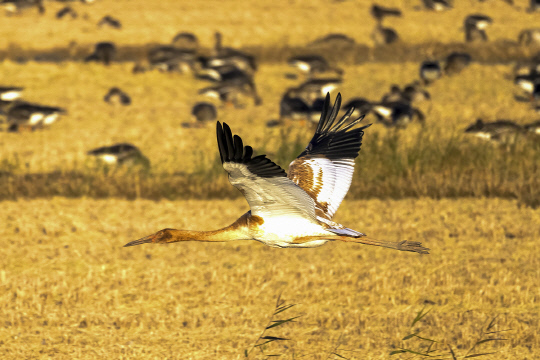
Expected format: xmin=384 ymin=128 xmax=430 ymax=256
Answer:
xmin=287 ymin=55 xmax=343 ymax=77
xmin=372 ymin=25 xmax=399 ymax=45
xmin=372 ymin=101 xmax=425 ymax=128
xmin=56 ymin=5 xmax=76 ymax=19
xmin=98 ymin=15 xmax=122 ymax=29
xmin=518 ymin=29 xmax=540 ymax=47
xmin=444 ymin=52 xmax=472 ymax=75
xmin=309 ymin=33 xmax=356 ymax=47
xmin=420 ymin=60 xmax=442 ymax=85
xmin=147 ymin=46 xmax=196 ymax=73
xmin=422 ymin=0 xmax=452 ymax=11
xmin=192 ymin=102 xmax=217 ymax=122
xmin=104 ymin=87 xmax=131 ymax=106
xmin=172 ymin=32 xmax=198 ymax=51
xmin=465 ymin=119 xmax=525 ymax=144
xmin=464 ymin=14 xmax=492 ymax=42
xmin=88 ymin=143 xmax=150 ymax=169
xmin=85 ymin=42 xmax=116 ymax=65
xmin=370 ymin=4 xmax=402 ymax=23
xmin=6 ymin=102 xmax=65 ymax=131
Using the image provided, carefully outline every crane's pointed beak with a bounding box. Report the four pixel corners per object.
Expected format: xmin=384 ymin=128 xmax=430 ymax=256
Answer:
xmin=124 ymin=233 xmax=154 ymax=247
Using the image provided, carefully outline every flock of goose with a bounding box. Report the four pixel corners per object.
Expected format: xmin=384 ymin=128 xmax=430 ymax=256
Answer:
xmin=1 ymin=0 xmax=540 ymax=167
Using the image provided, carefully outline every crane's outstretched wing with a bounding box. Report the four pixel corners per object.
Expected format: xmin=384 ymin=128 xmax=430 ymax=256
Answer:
xmin=216 ymin=122 xmax=317 ymax=222
xmin=288 ymin=93 xmax=370 ymax=221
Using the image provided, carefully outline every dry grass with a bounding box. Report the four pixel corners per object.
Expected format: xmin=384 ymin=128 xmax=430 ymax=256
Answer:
xmin=1 ymin=3 xmax=540 ymax=358
xmin=1 ymin=0 xmax=540 ymax=51
xmin=0 ymin=62 xmax=539 ymax=204
xmin=0 ymin=197 xmax=538 ymax=359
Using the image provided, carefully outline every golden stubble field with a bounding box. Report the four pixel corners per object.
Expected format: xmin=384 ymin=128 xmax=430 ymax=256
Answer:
xmin=1 ymin=0 xmax=539 ymax=50
xmin=0 ymin=61 xmax=535 ymax=174
xmin=2 ymin=0 xmax=540 ymax=358
xmin=0 ymin=197 xmax=539 ymax=359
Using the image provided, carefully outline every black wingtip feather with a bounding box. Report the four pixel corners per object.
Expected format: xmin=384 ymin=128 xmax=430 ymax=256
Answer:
xmin=216 ymin=122 xmax=287 ymax=178
xmin=301 ymin=94 xmax=370 ymax=160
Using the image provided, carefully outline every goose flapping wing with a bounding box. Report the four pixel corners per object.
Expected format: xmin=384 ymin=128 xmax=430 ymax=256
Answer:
xmin=216 ymin=122 xmax=317 ymax=222
xmin=288 ymin=93 xmax=371 ymax=221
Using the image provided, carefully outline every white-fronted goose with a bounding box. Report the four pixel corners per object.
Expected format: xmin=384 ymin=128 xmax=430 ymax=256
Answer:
xmin=87 ymin=143 xmax=150 ymax=168
xmin=6 ymin=102 xmax=65 ymax=131
xmin=465 ymin=119 xmax=525 ymax=143
xmin=0 ymin=86 xmax=23 ymax=101
xmin=464 ymin=14 xmax=492 ymax=42
xmin=422 ymin=0 xmax=452 ymax=11
xmin=287 ymin=55 xmax=343 ymax=77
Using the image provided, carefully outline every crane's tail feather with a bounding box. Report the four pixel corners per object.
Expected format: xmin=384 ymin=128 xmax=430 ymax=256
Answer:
xmin=327 ymin=227 xmax=365 ymax=237
xmin=339 ymin=236 xmax=430 ymax=254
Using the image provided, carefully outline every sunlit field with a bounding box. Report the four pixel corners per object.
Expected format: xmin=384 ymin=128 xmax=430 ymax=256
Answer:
xmin=1 ymin=0 xmax=539 ymax=50
xmin=0 ymin=198 xmax=539 ymax=359
xmin=0 ymin=61 xmax=539 ymax=205
xmin=2 ymin=0 xmax=540 ymax=358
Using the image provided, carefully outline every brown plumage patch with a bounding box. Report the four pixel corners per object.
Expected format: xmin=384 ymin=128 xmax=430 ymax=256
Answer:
xmin=249 ymin=215 xmax=264 ymax=226
xmin=288 ymin=159 xmax=332 ymax=220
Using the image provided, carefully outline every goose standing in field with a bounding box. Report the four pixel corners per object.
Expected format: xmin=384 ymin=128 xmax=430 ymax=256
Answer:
xmin=381 ymin=85 xmax=404 ymax=103
xmin=0 ymin=86 xmax=23 ymax=102
xmin=98 ymin=15 xmax=122 ymax=29
xmin=287 ymin=55 xmax=343 ymax=77
xmin=125 ymin=93 xmax=428 ymax=254
xmin=104 ymin=87 xmax=131 ymax=106
xmin=464 ymin=14 xmax=492 ymax=42
xmin=525 ymin=120 xmax=540 ymax=135
xmin=309 ymin=33 xmax=356 ymax=47
xmin=199 ymin=79 xmax=262 ymax=108
xmin=279 ymin=89 xmax=312 ymax=122
xmin=172 ymin=32 xmax=198 ymax=52
xmin=342 ymin=97 xmax=372 ymax=119
xmin=292 ymin=78 xmax=342 ymax=104
xmin=371 ymin=24 xmax=399 ymax=45
xmin=189 ymin=102 xmax=218 ymax=125
xmin=147 ymin=45 xmax=196 ymax=73
xmin=55 ymin=5 xmax=76 ymax=19
xmin=372 ymin=101 xmax=425 ymax=128
xmin=85 ymin=42 xmax=116 ymax=65
xmin=402 ymin=81 xmax=431 ymax=103
xmin=518 ymin=29 xmax=540 ymax=47
xmin=422 ymin=0 xmax=452 ymax=11
xmin=1 ymin=0 xmax=44 ymax=15
xmin=370 ymin=4 xmax=402 ymax=23
xmin=6 ymin=102 xmax=65 ymax=131
xmin=87 ymin=143 xmax=150 ymax=168
xmin=464 ymin=119 xmax=525 ymax=143
xmin=444 ymin=52 xmax=472 ymax=75
xmin=420 ymin=60 xmax=442 ymax=85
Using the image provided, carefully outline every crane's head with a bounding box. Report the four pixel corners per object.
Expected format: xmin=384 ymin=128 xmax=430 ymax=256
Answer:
xmin=123 ymin=229 xmax=174 ymax=247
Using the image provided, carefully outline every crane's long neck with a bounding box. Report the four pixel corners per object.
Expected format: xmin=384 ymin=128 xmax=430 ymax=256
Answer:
xmin=124 ymin=213 xmax=251 ymax=247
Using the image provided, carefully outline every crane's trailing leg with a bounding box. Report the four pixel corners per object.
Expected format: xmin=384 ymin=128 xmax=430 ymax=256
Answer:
xmin=337 ymin=236 xmax=429 ymax=254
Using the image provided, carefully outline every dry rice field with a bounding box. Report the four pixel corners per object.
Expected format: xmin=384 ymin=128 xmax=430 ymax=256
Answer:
xmin=0 ymin=197 xmax=539 ymax=359
xmin=2 ymin=0 xmax=540 ymax=358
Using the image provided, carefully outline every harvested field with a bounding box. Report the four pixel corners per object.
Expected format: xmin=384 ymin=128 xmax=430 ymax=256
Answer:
xmin=0 ymin=198 xmax=539 ymax=359
xmin=2 ymin=0 xmax=540 ymax=358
